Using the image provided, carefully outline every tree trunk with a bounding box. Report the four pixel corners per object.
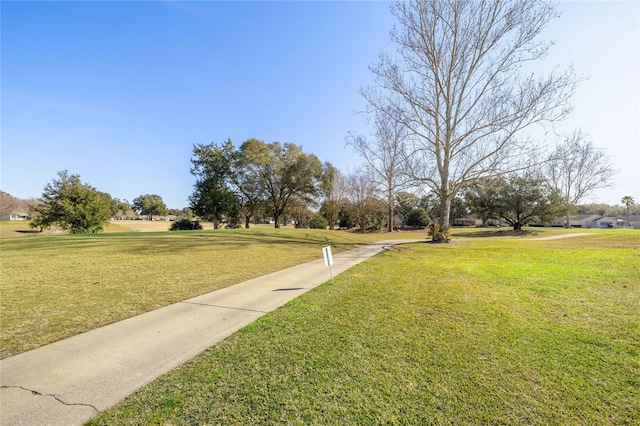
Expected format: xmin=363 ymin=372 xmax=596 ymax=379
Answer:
xmin=213 ymin=218 xmax=219 ymax=229
xmin=245 ymin=216 xmax=251 ymax=229
xmin=387 ymin=203 xmax=394 ymax=232
xmin=513 ymin=222 xmax=522 ymax=231
xmin=439 ymin=196 xmax=451 ymax=229
xmin=274 ymin=212 xmax=280 ymax=228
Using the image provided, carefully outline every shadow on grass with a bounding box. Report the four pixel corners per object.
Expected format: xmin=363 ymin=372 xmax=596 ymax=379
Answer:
xmin=455 ymin=229 xmax=539 ymax=238
xmin=0 ymin=230 xmax=357 ymax=255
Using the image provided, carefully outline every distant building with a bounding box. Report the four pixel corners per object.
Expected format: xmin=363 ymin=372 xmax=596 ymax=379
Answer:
xmin=1 ymin=209 xmax=29 ymax=221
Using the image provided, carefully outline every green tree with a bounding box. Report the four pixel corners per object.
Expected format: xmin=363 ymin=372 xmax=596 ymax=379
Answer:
xmin=466 ymin=174 xmax=565 ymax=231
xmin=239 ymin=139 xmax=324 ymax=228
xmin=395 ymin=191 xmax=421 ymax=227
xmin=30 ymin=170 xmax=112 ymax=233
xmin=189 ymin=140 xmax=238 ymax=229
xmin=232 ymin=146 xmax=267 ymax=228
xmin=338 ymin=205 xmax=357 ymax=229
xmin=406 ymin=208 xmax=429 ymax=229
xmin=132 ymin=194 xmax=167 ymax=220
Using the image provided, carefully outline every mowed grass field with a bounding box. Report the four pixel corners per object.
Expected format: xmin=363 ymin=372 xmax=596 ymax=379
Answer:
xmin=2 ymin=225 xmax=639 ymax=423
xmin=0 ymin=225 xmax=412 ymax=358
xmin=86 ymin=229 xmax=639 ymax=425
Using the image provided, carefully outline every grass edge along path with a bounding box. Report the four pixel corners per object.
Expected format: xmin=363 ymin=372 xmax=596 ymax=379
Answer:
xmin=89 ymin=231 xmax=639 ymax=425
xmin=1 ymin=228 xmax=414 ymax=358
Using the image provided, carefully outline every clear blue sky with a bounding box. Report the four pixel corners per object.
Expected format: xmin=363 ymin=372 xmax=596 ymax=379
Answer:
xmin=2 ymin=1 xmax=638 ymax=209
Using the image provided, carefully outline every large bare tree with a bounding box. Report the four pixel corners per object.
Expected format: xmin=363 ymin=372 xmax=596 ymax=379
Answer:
xmin=544 ymin=130 xmax=617 ymax=226
xmin=362 ymin=0 xmax=578 ymax=231
xmin=347 ymin=109 xmax=412 ymax=232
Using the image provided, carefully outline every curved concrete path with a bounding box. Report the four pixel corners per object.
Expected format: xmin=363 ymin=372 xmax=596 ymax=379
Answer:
xmin=0 ymin=239 xmax=422 ymax=426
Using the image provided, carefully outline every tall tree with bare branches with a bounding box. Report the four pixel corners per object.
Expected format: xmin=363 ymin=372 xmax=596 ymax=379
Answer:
xmin=320 ymin=166 xmax=348 ymax=230
xmin=346 ymin=168 xmax=383 ymax=234
xmin=347 ymin=109 xmax=412 ymax=232
xmin=362 ymin=0 xmax=578 ymax=233
xmin=544 ymin=130 xmax=617 ymax=226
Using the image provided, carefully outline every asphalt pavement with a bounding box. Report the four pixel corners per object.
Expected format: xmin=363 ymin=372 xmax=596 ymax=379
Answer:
xmin=0 ymin=239 xmax=422 ymax=426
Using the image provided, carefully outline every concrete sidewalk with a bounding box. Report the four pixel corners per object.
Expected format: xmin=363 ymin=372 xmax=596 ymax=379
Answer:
xmin=0 ymin=239 xmax=421 ymax=426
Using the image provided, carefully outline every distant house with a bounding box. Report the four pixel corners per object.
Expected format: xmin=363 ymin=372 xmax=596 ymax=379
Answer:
xmin=594 ymin=217 xmax=626 ymax=228
xmin=1 ymin=209 xmax=29 ymax=221
xmin=452 ymin=215 xmax=483 ymax=226
xmin=624 ymin=215 xmax=640 ymax=229
xmin=576 ymin=214 xmax=604 ymax=228
xmin=549 ymin=214 xmax=601 ymax=228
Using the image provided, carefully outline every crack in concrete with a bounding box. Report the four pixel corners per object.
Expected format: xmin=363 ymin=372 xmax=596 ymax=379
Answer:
xmin=1 ymin=385 xmax=100 ymax=414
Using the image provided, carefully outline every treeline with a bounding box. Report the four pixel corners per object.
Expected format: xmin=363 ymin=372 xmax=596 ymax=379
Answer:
xmin=2 ymin=153 xmax=636 ymax=235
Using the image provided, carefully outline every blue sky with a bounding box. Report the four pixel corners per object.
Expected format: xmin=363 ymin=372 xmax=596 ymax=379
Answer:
xmin=2 ymin=1 xmax=638 ymax=209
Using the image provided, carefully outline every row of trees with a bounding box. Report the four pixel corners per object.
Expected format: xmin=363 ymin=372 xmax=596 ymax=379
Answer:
xmin=21 ymin=164 xmax=635 ymax=235
xmin=189 ymin=139 xmax=331 ymax=229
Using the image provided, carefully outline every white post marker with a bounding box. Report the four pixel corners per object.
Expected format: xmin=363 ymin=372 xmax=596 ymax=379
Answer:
xmin=322 ymin=246 xmax=334 ymax=285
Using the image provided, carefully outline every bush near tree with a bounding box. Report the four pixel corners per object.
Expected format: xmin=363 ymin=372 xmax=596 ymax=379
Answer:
xmin=169 ymin=219 xmax=203 ymax=231
xmin=406 ymin=208 xmax=430 ymax=229
xmin=338 ymin=207 xmax=356 ymax=229
xmin=307 ymin=214 xmax=328 ymax=229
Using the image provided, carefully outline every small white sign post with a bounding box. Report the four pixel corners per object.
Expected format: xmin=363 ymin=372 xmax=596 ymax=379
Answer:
xmin=322 ymin=246 xmax=334 ymax=285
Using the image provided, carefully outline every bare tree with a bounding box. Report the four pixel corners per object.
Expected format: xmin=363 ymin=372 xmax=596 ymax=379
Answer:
xmin=362 ymin=0 xmax=578 ymax=232
xmin=347 ymin=109 xmax=412 ymax=232
xmin=346 ymin=168 xmax=383 ymax=234
xmin=286 ymin=197 xmax=313 ymax=228
xmin=321 ymin=167 xmax=348 ymax=230
xmin=545 ymin=130 xmax=617 ymax=226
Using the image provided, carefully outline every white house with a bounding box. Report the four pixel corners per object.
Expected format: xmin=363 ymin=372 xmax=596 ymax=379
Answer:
xmin=593 ymin=216 xmax=626 ymax=228
xmin=1 ymin=209 xmax=29 ymax=221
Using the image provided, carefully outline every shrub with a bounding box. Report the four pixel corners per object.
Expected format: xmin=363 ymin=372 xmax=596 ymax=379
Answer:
xmin=428 ymin=224 xmax=451 ymax=243
xmin=169 ymin=219 xmax=203 ymax=231
xmin=308 ymin=214 xmax=328 ymax=229
xmin=406 ymin=208 xmax=430 ymax=228
xmin=338 ymin=209 xmax=356 ymax=229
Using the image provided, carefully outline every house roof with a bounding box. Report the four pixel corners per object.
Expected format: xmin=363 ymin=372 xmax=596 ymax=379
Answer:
xmin=571 ymin=214 xmax=602 ymax=222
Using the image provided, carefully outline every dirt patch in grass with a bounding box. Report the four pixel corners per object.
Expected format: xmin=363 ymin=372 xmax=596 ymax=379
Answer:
xmin=0 ymin=221 xmax=34 ymax=238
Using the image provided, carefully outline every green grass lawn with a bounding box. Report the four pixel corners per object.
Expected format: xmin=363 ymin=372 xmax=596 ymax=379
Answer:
xmin=87 ymin=229 xmax=639 ymax=425
xmin=0 ymin=227 xmax=411 ymax=358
